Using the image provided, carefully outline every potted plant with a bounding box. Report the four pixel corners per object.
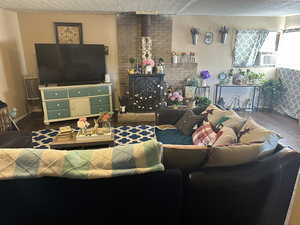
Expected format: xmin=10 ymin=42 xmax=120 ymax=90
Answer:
xmin=247 ymin=70 xmax=265 ymax=84
xmin=128 ymin=57 xmax=136 ymax=74
xmin=194 ymin=96 xmax=211 ymax=108
xmin=167 ymin=90 xmax=184 ymax=109
xmin=261 ymin=79 xmax=285 ymax=111
xmin=228 ymin=69 xmax=234 ymax=84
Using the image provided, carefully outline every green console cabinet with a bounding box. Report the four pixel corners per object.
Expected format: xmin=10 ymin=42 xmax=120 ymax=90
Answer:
xmin=39 ymin=83 xmax=113 ymax=125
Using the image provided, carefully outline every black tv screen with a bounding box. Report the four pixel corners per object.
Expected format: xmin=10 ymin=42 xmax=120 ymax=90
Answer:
xmin=35 ymin=44 xmax=106 ymax=85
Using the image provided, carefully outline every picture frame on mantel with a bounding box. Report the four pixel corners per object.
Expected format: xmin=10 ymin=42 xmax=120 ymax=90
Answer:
xmin=54 ymin=22 xmax=83 ymax=44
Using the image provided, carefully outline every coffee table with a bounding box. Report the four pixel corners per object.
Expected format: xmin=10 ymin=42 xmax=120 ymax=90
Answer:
xmin=50 ymin=131 xmax=114 ymax=150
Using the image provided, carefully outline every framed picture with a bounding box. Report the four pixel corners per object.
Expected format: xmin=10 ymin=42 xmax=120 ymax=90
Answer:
xmin=54 ymin=22 xmax=83 ymax=44
xmin=204 ymin=32 xmax=213 ymax=45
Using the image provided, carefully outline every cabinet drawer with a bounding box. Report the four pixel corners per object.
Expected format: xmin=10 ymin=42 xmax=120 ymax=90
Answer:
xmin=69 ymin=88 xmax=90 ymax=97
xmin=44 ymin=89 xmax=68 ymax=100
xmin=47 ymin=109 xmax=70 ymax=120
xmin=46 ymin=100 xmax=69 ymax=111
xmin=90 ymin=86 xmax=109 ymax=96
xmin=90 ymin=96 xmax=110 ymax=105
xmin=91 ymin=104 xmax=110 ymax=114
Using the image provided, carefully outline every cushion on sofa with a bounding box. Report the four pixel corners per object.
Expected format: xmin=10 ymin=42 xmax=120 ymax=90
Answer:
xmin=155 ymin=127 xmax=193 ymax=145
xmin=239 ymin=117 xmax=281 ymax=144
xmin=175 ymin=110 xmax=203 ymax=136
xmin=206 ymin=142 xmax=275 ymax=167
xmin=206 ymin=118 xmax=282 ymax=167
xmin=192 ymin=124 xmax=218 ymax=146
xmin=162 ymin=144 xmax=210 ymax=170
xmin=213 ymin=127 xmax=237 ymax=147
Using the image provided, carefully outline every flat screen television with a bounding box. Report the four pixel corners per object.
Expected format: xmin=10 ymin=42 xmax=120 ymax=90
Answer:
xmin=35 ymin=44 xmax=106 ymax=85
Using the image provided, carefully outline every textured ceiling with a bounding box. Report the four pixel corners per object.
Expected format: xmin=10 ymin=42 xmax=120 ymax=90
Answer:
xmin=0 ymin=0 xmax=300 ymax=16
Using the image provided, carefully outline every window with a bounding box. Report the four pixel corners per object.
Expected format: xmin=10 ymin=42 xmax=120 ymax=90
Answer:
xmin=260 ymin=32 xmax=278 ymax=53
xmin=233 ymin=30 xmax=277 ymax=67
xmin=277 ymin=30 xmax=300 ymax=70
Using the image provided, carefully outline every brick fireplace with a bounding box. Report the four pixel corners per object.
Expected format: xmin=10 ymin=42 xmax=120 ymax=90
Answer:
xmin=117 ymin=14 xmax=198 ymax=96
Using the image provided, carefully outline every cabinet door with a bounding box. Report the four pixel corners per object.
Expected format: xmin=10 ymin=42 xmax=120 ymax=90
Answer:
xmin=90 ymin=96 xmax=110 ymax=105
xmin=69 ymin=98 xmax=91 ymax=117
xmin=90 ymin=104 xmax=110 ymax=114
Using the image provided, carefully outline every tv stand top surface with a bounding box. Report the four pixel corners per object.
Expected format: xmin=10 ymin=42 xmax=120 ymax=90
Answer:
xmin=39 ymin=82 xmax=112 ymax=90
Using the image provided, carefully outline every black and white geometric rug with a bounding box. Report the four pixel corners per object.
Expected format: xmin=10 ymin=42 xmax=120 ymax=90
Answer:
xmin=32 ymin=125 xmax=155 ymax=149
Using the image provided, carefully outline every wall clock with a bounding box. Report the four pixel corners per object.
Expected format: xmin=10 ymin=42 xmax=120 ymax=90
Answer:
xmin=218 ymin=72 xmax=228 ymax=84
xmin=204 ymin=32 xmax=213 ymax=45
xmin=54 ymin=22 xmax=83 ymax=44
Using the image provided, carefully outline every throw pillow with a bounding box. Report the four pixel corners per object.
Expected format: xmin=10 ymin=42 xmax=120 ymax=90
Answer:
xmin=201 ymin=104 xmax=226 ymax=127
xmin=214 ymin=110 xmax=246 ymax=133
xmin=206 ymin=143 xmax=268 ymax=167
xmin=175 ymin=110 xmax=204 ymax=136
xmin=213 ymin=127 xmax=237 ymax=147
xmin=162 ymin=144 xmax=210 ymax=170
xmin=192 ymin=123 xmax=218 ymax=146
xmin=238 ymin=117 xmax=281 ymax=144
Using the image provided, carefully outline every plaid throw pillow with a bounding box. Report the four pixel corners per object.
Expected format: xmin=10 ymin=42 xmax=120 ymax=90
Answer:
xmin=192 ymin=124 xmax=219 ymax=146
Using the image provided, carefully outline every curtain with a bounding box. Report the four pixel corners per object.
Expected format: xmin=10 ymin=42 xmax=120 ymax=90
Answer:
xmin=233 ymin=30 xmax=269 ymax=67
xmin=275 ymin=68 xmax=300 ymax=119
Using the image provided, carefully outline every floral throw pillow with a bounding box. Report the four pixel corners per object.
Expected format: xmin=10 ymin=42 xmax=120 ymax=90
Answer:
xmin=192 ymin=123 xmax=219 ymax=146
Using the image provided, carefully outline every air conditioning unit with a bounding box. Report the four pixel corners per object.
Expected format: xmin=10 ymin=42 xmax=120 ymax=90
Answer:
xmin=258 ymin=52 xmax=277 ymax=66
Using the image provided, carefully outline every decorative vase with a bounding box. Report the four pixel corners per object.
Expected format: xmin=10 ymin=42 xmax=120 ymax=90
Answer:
xmin=202 ymin=79 xmax=207 ymax=86
xmin=172 ymin=55 xmax=178 ymax=64
xmin=192 ymin=34 xmax=199 ymax=45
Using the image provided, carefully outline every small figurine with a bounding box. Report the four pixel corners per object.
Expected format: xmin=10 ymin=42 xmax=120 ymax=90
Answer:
xmin=77 ymin=117 xmax=90 ymax=135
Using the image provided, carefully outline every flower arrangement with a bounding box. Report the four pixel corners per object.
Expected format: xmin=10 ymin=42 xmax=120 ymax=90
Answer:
xmin=96 ymin=112 xmax=114 ymax=134
xmin=167 ymin=91 xmax=184 ymax=106
xmin=99 ymin=112 xmax=113 ymax=122
xmin=200 ymin=70 xmax=211 ymax=80
xmin=142 ymin=58 xmax=155 ymax=67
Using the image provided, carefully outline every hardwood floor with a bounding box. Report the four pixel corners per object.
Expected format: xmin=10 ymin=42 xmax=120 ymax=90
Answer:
xmin=18 ymin=111 xmax=300 ymax=150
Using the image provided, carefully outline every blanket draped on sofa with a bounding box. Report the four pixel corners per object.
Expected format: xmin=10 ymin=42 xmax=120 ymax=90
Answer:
xmin=0 ymin=140 xmax=164 ymax=180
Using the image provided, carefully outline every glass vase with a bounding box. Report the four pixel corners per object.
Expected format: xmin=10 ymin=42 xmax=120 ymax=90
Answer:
xmin=100 ymin=121 xmax=111 ymax=135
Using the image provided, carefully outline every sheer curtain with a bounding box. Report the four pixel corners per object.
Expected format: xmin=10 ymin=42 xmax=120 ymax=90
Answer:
xmin=233 ymin=30 xmax=269 ymax=67
xmin=277 ymin=30 xmax=300 ymax=70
